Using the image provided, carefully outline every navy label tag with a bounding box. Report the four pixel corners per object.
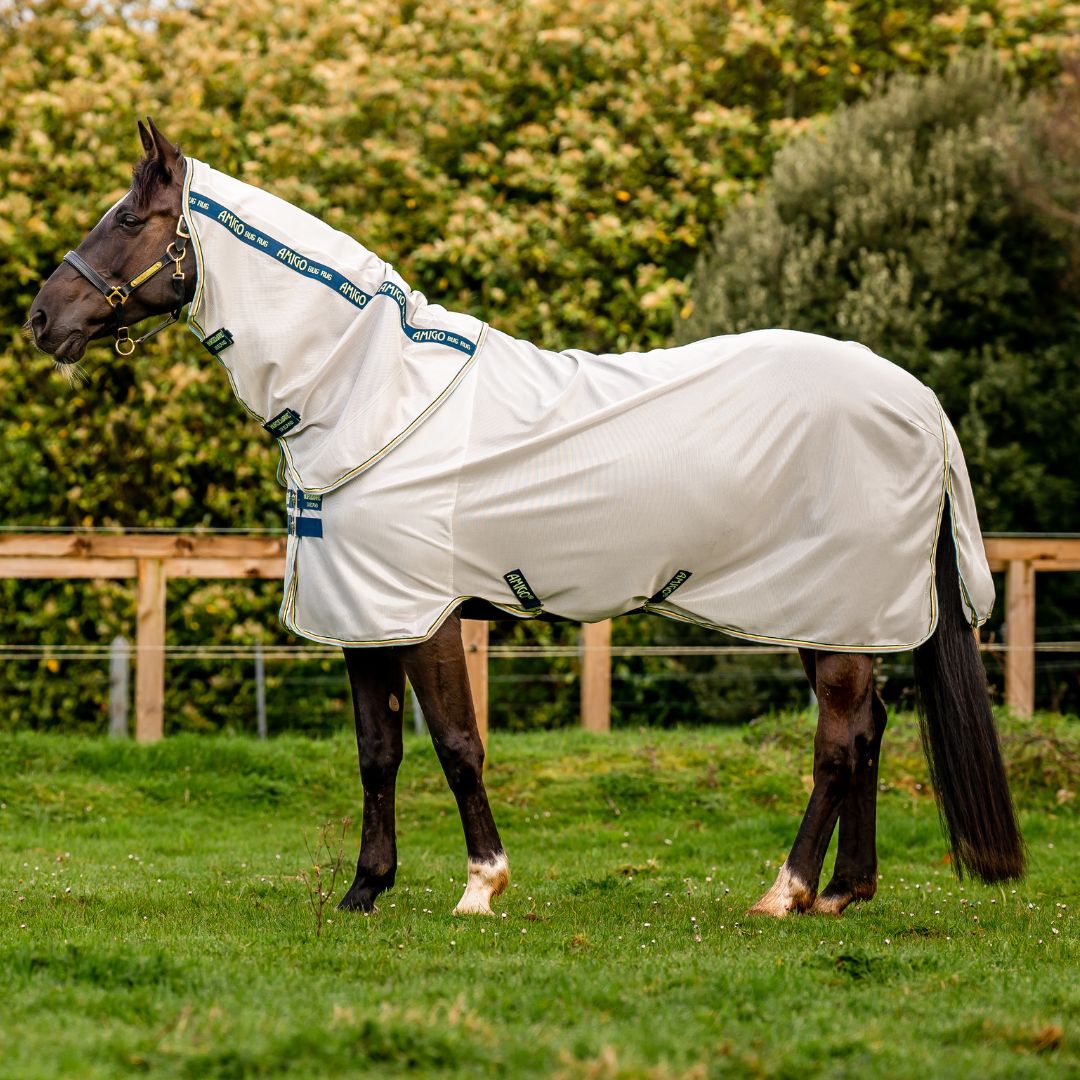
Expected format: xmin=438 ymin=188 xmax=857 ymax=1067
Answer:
xmin=202 ymin=327 xmax=234 ymax=356
xmin=297 ymin=493 xmax=322 ymax=511
xmin=264 ymin=408 xmax=301 ymax=437
xmin=503 ymin=569 xmax=542 ymax=610
xmin=289 ymin=516 xmax=323 ymax=538
xmin=648 ymin=570 xmax=692 ymax=604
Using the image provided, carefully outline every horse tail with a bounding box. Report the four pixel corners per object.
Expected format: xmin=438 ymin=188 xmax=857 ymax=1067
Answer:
xmin=912 ymin=500 xmax=1025 ymax=882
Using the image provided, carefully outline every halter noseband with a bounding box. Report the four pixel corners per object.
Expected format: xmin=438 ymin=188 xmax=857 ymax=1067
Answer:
xmin=62 ymin=215 xmax=190 ymax=356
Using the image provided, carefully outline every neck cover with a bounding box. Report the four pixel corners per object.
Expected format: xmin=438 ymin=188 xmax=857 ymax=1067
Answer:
xmin=182 ymin=159 xmax=994 ymax=650
xmin=183 ymin=158 xmax=485 ymax=493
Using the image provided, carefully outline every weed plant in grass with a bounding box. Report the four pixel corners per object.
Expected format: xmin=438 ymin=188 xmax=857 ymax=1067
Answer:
xmin=1 ymin=712 xmax=1076 ymax=1078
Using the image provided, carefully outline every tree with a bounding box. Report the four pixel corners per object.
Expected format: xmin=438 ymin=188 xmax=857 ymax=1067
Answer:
xmin=683 ymin=55 xmax=1080 ymax=709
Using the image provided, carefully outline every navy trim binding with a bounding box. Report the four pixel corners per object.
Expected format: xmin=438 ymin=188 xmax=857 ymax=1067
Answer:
xmin=186 ymin=191 xmax=477 ymax=357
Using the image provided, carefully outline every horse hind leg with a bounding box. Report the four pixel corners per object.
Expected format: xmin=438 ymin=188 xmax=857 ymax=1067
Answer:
xmin=813 ymin=689 xmax=887 ymax=915
xmin=750 ymin=651 xmax=875 ymax=917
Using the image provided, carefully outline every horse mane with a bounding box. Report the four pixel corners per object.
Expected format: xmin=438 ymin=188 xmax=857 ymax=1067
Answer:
xmin=130 ymin=152 xmax=180 ymax=207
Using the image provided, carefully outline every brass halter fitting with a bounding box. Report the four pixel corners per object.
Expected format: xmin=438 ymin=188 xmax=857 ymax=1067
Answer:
xmin=114 ymin=328 xmax=136 ymax=356
xmin=166 ymin=217 xmax=190 ymax=280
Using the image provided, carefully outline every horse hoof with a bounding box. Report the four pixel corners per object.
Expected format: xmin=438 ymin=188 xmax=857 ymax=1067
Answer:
xmin=812 ymin=876 xmax=876 ymax=916
xmin=749 ymin=863 xmax=816 ymax=918
xmin=811 ymin=892 xmax=849 ymax=916
xmin=452 ymin=853 xmax=509 ymax=916
xmin=337 ymin=882 xmax=386 ymax=913
xmin=337 ymin=892 xmax=377 ymax=913
xmin=452 ymin=898 xmax=494 ymax=916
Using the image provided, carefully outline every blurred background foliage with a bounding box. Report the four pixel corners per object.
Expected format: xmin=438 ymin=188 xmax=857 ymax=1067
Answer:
xmin=1 ymin=0 xmax=1077 ymax=733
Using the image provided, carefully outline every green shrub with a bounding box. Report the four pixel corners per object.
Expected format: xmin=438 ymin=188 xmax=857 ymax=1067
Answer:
xmin=683 ymin=54 xmax=1080 ymax=532
xmin=684 ymin=54 xmax=1080 ymax=711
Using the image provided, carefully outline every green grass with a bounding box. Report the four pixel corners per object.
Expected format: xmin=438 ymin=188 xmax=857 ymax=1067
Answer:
xmin=1 ymin=712 xmax=1077 ymax=1079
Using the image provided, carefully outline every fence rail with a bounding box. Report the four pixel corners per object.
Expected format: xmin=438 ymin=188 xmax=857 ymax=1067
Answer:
xmin=1 ymin=532 xmax=1078 ymax=742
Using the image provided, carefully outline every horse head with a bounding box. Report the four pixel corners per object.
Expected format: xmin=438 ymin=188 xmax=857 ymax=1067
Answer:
xmin=27 ymin=118 xmax=193 ymax=363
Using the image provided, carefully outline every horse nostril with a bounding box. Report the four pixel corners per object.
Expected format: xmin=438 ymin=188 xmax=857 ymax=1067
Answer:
xmin=30 ymin=307 xmax=48 ymax=340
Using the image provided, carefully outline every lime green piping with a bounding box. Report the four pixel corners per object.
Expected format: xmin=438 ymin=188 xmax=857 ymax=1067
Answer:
xmin=180 ymin=162 xmax=206 ymax=340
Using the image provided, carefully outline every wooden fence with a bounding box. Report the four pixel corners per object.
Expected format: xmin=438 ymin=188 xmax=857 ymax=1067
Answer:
xmin=1 ymin=532 xmax=1077 ymax=743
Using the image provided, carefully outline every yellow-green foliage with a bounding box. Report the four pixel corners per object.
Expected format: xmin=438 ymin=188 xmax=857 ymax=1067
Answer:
xmin=4 ymin=0 xmax=1078 ymax=357
xmin=1 ymin=0 xmax=1078 ymax=732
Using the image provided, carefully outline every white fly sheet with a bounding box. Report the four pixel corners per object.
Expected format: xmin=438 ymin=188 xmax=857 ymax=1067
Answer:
xmin=182 ymin=159 xmax=994 ymax=650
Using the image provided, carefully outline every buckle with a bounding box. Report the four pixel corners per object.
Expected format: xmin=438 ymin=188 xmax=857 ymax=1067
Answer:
xmin=114 ymin=328 xmax=135 ymax=356
xmin=104 ymin=285 xmax=129 ymax=307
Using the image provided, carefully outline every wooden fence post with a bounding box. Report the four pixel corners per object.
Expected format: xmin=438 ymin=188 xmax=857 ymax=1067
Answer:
xmin=581 ymin=620 xmax=612 ymax=732
xmin=1005 ymin=559 xmax=1035 ymax=717
xmin=135 ymin=558 xmax=166 ymax=743
xmin=461 ymin=620 xmax=489 ymax=750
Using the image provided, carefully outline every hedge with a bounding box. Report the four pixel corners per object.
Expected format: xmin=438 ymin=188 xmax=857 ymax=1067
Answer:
xmin=1 ymin=0 xmax=1077 ymax=731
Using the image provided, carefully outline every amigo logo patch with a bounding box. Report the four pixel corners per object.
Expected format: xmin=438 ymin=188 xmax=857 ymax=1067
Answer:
xmin=503 ymin=569 xmax=542 ymax=610
xmin=648 ymin=570 xmax=692 ymax=604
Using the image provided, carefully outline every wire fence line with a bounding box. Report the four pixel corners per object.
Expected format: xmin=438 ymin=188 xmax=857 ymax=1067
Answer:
xmin=3 ymin=634 xmax=1073 ymax=738
xmin=4 ymin=528 xmax=1078 ymax=731
xmin=1 ymin=641 xmax=1078 ymax=661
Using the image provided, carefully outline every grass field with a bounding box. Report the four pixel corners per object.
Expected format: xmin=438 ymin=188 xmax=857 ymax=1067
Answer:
xmin=1 ymin=711 xmax=1077 ymax=1079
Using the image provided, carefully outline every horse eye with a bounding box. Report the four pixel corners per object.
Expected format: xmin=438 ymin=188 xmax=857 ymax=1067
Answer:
xmin=117 ymin=213 xmax=143 ymax=230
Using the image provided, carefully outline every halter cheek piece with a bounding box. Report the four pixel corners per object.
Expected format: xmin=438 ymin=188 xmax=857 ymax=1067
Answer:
xmin=62 ymin=215 xmax=190 ymax=356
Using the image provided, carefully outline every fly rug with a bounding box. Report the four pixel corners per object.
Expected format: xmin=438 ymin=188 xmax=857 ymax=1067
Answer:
xmin=29 ymin=121 xmax=1025 ymax=921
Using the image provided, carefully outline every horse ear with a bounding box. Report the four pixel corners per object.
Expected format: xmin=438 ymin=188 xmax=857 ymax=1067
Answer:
xmin=144 ymin=116 xmax=181 ymax=173
xmin=137 ymin=119 xmax=154 ymax=156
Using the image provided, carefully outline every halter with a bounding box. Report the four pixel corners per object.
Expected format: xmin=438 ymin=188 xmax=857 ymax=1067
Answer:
xmin=62 ymin=215 xmax=190 ymax=355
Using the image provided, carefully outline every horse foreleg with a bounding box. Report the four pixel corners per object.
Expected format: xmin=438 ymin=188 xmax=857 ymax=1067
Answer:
xmin=338 ymin=646 xmax=405 ymax=912
xmin=400 ymin=612 xmax=508 ymax=915
xmin=813 ymin=690 xmax=887 ymax=915
xmin=750 ymin=651 xmax=874 ymax=917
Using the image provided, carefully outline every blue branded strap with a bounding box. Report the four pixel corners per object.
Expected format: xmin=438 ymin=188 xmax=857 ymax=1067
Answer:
xmin=187 ymin=191 xmax=477 ymax=356
xmin=289 ymin=516 xmax=323 ymax=538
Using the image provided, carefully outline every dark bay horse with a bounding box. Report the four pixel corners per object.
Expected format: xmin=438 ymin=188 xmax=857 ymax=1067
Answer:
xmin=27 ymin=121 xmax=1025 ymax=917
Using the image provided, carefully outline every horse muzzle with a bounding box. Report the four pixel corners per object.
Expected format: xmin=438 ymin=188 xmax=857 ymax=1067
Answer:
xmin=27 ymin=298 xmax=108 ymax=364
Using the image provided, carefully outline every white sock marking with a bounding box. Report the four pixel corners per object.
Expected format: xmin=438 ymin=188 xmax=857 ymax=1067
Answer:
xmin=749 ymin=862 xmax=814 ymax=918
xmin=453 ymin=853 xmax=509 ymax=915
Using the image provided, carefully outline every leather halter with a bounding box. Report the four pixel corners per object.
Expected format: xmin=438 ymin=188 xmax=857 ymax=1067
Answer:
xmin=62 ymin=215 xmax=191 ymax=355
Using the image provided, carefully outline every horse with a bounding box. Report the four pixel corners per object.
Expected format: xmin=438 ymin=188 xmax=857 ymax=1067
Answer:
xmin=28 ymin=119 xmax=1025 ymax=918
